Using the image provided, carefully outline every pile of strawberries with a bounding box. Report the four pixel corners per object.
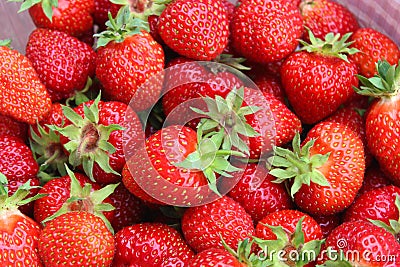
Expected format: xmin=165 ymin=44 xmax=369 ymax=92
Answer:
xmin=1 ymin=0 xmax=400 ymax=266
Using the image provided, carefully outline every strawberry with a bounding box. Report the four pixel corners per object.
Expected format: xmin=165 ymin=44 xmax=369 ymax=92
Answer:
xmin=38 ymin=211 xmax=115 ymax=266
xmin=318 ymin=220 xmax=400 ymax=266
xmin=253 ymin=73 xmax=286 ymax=103
xmin=93 ymin=0 xmax=122 ymax=29
xmin=25 ymin=28 xmax=96 ymax=97
xmin=16 ymin=0 xmax=95 ymax=38
xmin=343 ymin=185 xmax=400 ymax=225
xmin=181 ymin=196 xmax=254 ymax=252
xmin=253 ymin=209 xmax=324 ymax=266
xmin=122 ymin=125 xmax=208 ymax=205
xmin=157 ymin=0 xmax=229 ymax=61
xmin=0 ymin=135 xmax=39 ymax=183
xmin=230 ymin=0 xmax=303 ymax=64
xmin=112 ymin=222 xmax=194 ymax=266
xmin=95 ymin=7 xmax=164 ymax=110
xmin=50 ymin=94 xmax=143 ymax=184
xmin=281 ymin=31 xmax=359 ymax=124
xmin=0 ymin=174 xmax=44 ymax=267
xmin=227 ymin=162 xmax=294 ymax=222
xmin=270 ymin=121 xmax=365 ymax=215
xmin=358 ymin=162 xmax=392 ymax=195
xmin=299 ymin=0 xmax=359 ymax=41
xmin=7 ymin=178 xmax=41 ymax=217
xmin=312 ymin=213 xmax=341 ymax=238
xmin=323 ymin=105 xmax=373 ymax=166
xmin=0 ymin=114 xmax=28 ymax=141
xmin=349 ymin=28 xmax=400 ymax=78
xmin=33 ymin=168 xmax=117 ymax=229
xmin=109 ymin=183 xmax=146 ymax=232
xmin=355 ymin=60 xmax=400 ymax=185
xmin=0 ymin=40 xmax=51 ymax=125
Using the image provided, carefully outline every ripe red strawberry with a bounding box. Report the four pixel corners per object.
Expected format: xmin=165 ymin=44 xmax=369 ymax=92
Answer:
xmin=253 ymin=73 xmax=286 ymax=103
xmin=355 ymin=60 xmax=400 ymax=185
xmin=0 ymin=175 xmax=44 ymax=266
xmin=157 ymin=0 xmax=229 ymax=60
xmin=122 ymin=125 xmax=208 ymax=205
xmin=318 ymin=220 xmax=400 ymax=266
xmin=230 ymin=0 xmax=303 ymax=64
xmin=109 ymin=183 xmax=146 ymax=232
xmin=349 ymin=28 xmax=400 ymax=78
xmin=93 ymin=0 xmax=122 ymax=29
xmin=25 ymin=28 xmax=96 ymax=97
xmin=281 ymin=31 xmax=359 ymax=124
xmin=0 ymin=40 xmax=51 ymax=125
xmin=323 ymin=105 xmax=373 ymax=166
xmin=38 ymin=211 xmax=115 ymax=266
xmin=52 ymin=95 xmax=144 ymax=184
xmin=16 ymin=0 xmax=95 ymax=38
xmin=7 ymin=178 xmax=41 ymax=217
xmin=270 ymin=121 xmax=365 ymax=215
xmin=0 ymin=114 xmax=28 ymax=141
xmin=254 ymin=209 xmax=324 ymax=266
xmin=228 ymin=162 xmax=294 ymax=222
xmin=343 ymin=185 xmax=400 ymax=225
xmin=312 ymin=213 xmax=341 ymax=238
xmin=358 ymin=162 xmax=392 ymax=195
xmin=95 ymin=7 xmax=164 ymax=110
xmin=0 ymin=135 xmax=39 ymax=182
xmin=299 ymin=0 xmax=359 ymax=41
xmin=181 ymin=196 xmax=254 ymax=252
xmin=112 ymin=222 xmax=194 ymax=266
xmin=33 ymin=169 xmax=116 ymax=227
xmin=188 ymin=248 xmax=246 ymax=267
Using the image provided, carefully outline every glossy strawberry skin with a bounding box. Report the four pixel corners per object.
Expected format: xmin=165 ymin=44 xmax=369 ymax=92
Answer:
xmin=300 ymin=0 xmax=359 ymax=41
xmin=365 ymin=95 xmax=400 ymax=185
xmin=181 ymin=196 xmax=255 ymax=253
xmin=0 ymin=46 xmax=52 ymax=125
xmin=122 ymin=125 xmax=208 ymax=205
xmin=0 ymin=135 xmax=39 ymax=182
xmin=312 ymin=213 xmax=341 ymax=238
xmin=38 ymin=211 xmax=115 ymax=266
xmin=112 ymin=222 xmax=194 ymax=266
xmin=228 ymin=163 xmax=293 ymax=222
xmin=26 ymin=28 xmax=96 ymax=95
xmin=157 ymin=0 xmax=229 ymax=60
xmin=0 ymin=114 xmax=28 ymax=141
xmin=33 ymin=172 xmax=114 ymax=225
xmin=343 ymin=185 xmax=400 ymax=225
xmin=349 ymin=28 xmax=400 ymax=78
xmin=28 ymin=0 xmax=95 ymax=38
xmin=0 ymin=209 xmax=42 ymax=267
xmin=255 ymin=209 xmax=323 ymax=244
xmin=93 ymin=0 xmax=122 ymax=29
xmin=109 ymin=184 xmax=146 ymax=233
xmin=358 ymin=162 xmax=392 ymax=195
xmin=318 ymin=221 xmax=400 ymax=266
xmin=295 ymin=122 xmax=365 ymax=215
xmin=188 ymin=248 xmax=245 ymax=267
xmin=96 ymin=31 xmax=164 ymax=109
xmin=230 ymin=0 xmax=303 ymax=64
xmin=281 ymin=51 xmax=359 ymax=124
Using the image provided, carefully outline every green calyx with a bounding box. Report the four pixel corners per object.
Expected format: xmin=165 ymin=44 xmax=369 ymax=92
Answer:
xmin=11 ymin=0 xmax=58 ymax=22
xmin=42 ymin=166 xmax=118 ymax=234
xmin=174 ymin=129 xmax=245 ymax=196
xmin=0 ymin=173 xmax=46 ymax=210
xmin=268 ymin=133 xmax=331 ymax=198
xmin=354 ymin=60 xmax=400 ymax=98
xmin=212 ymin=54 xmax=251 ymax=71
xmin=299 ymin=29 xmax=359 ymax=62
xmin=0 ymin=39 xmax=12 ymax=48
xmin=221 ymin=236 xmax=269 ymax=267
xmin=48 ymin=93 xmax=124 ymax=182
xmin=29 ymin=123 xmax=68 ymax=183
xmin=369 ymin=194 xmax=400 ymax=241
xmin=254 ymin=217 xmax=325 ymax=267
xmin=94 ymin=5 xmax=150 ymax=48
xmin=111 ymin=0 xmax=169 ymax=21
xmin=192 ymin=86 xmax=261 ymax=155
